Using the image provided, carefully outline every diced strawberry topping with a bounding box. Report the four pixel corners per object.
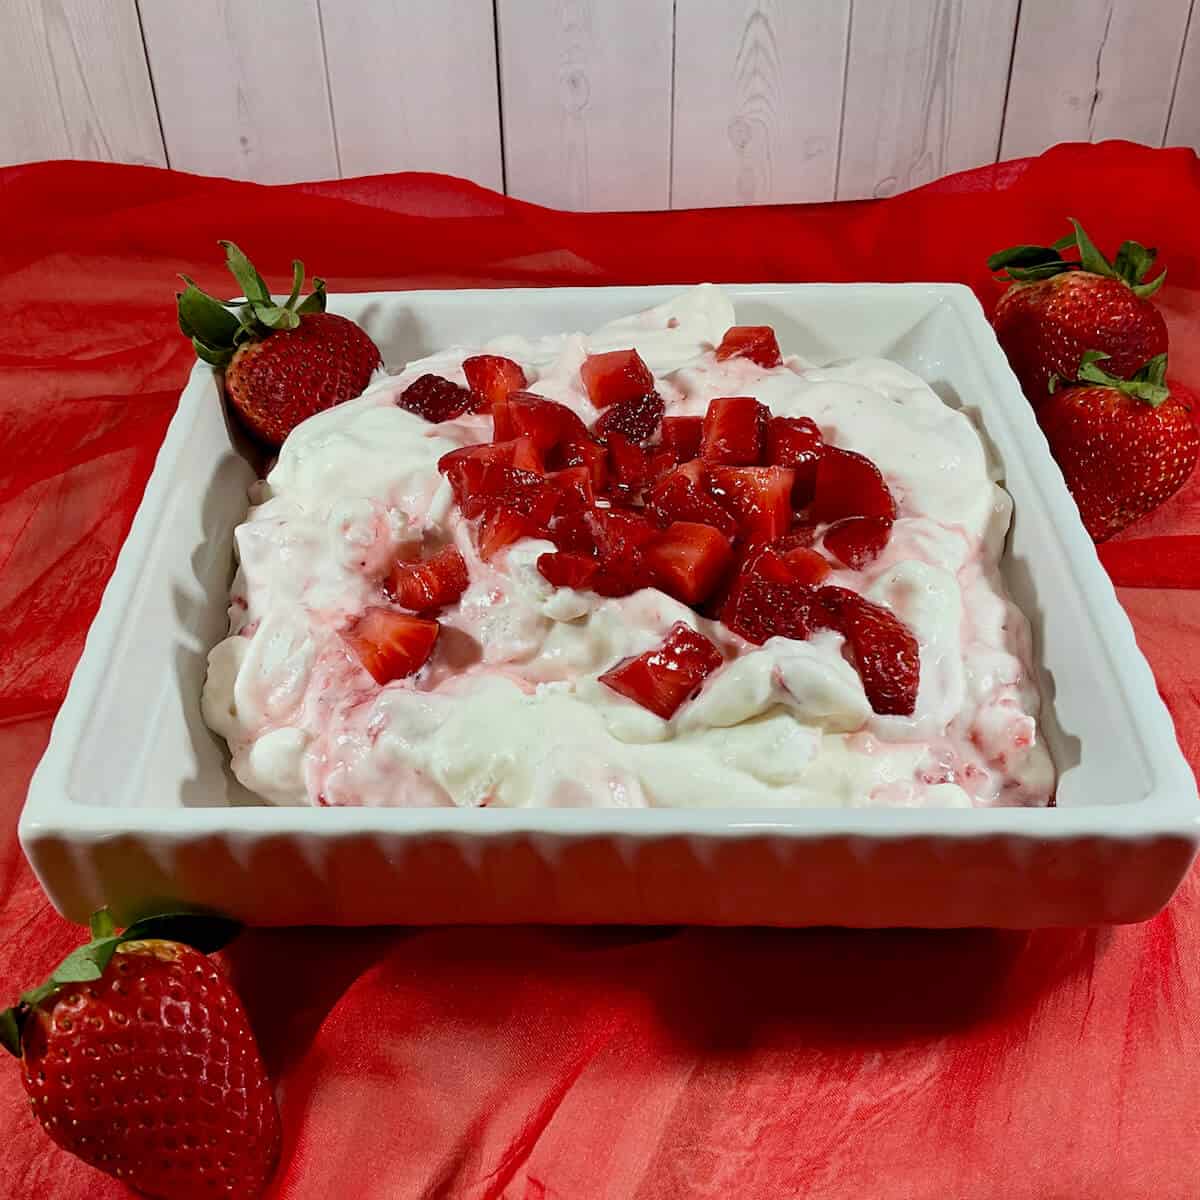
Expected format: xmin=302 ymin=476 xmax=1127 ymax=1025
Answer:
xmin=547 ymin=465 xmax=595 ymax=513
xmin=823 ymin=516 xmax=893 ymax=569
xmin=580 ymin=349 xmax=655 ymax=409
xmin=494 ymin=391 xmax=588 ymax=450
xmin=439 ymin=438 xmax=545 ymax=516
xmin=556 ymin=438 xmax=608 ymax=492
xmin=708 ymin=466 xmax=795 ymax=542
xmin=810 ymin=446 xmax=897 ymax=522
xmin=537 ymin=550 xmax=600 ymax=590
xmin=599 ymin=622 xmax=724 ymax=719
xmin=642 ymin=521 xmax=735 ymax=605
xmin=780 ymin=546 xmax=833 ymax=585
xmin=766 ymin=416 xmax=823 ymax=504
xmin=342 ymin=609 xmax=439 ymax=683
xmin=742 ymin=544 xmax=796 ymax=584
xmin=647 ymin=461 xmax=739 ymax=536
xmin=388 ymin=545 xmax=469 ymax=612
xmin=715 ymin=325 xmax=783 ymax=368
xmin=550 ymin=508 xmax=656 ymax=597
xmin=722 ymin=576 xmax=816 ymax=645
xmin=608 ymin=432 xmax=652 ymax=490
xmin=463 ymin=355 xmax=527 ymax=413
xmin=476 ymin=498 xmax=556 ymax=561
xmin=701 ymin=396 xmax=769 ymax=465
xmin=659 ymin=416 xmax=704 ymax=463
xmin=592 ymin=391 xmax=664 ymax=445
xmin=397 ymin=374 xmax=473 ymax=423
xmin=816 ymin=587 xmax=919 ymax=716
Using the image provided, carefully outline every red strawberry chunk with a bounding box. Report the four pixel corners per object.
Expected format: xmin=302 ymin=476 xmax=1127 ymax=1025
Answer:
xmin=388 ymin=545 xmax=469 ymax=612
xmin=810 ymin=446 xmax=897 ymax=522
xmin=742 ymin=544 xmax=795 ymax=584
xmin=398 ymin=374 xmax=473 ymax=423
xmin=708 ymin=465 xmax=795 ymax=542
xmin=647 ymin=461 xmax=739 ymax=537
xmin=643 ymin=521 xmax=735 ymax=605
xmin=537 ymin=550 xmax=600 ymax=590
xmin=581 ymin=348 xmax=655 ymax=409
xmin=343 ymin=609 xmax=439 ymax=683
xmin=599 ymin=622 xmax=724 ymax=719
xmin=722 ymin=576 xmax=816 ymax=645
xmin=659 ymin=416 xmax=704 ymax=463
xmin=816 ymin=587 xmax=919 ymax=716
xmin=495 ymin=391 xmax=588 ymax=450
xmin=715 ymin=325 xmax=783 ymax=368
xmin=551 ymin=508 xmax=657 ymax=597
xmin=547 ymin=465 xmax=595 ymax=513
xmin=701 ymin=396 xmax=769 ymax=465
xmin=766 ymin=416 xmax=823 ymax=504
xmin=476 ymin=496 xmax=558 ymax=560
xmin=556 ymin=438 xmax=609 ymax=492
xmin=463 ymin=355 xmax=527 ymax=413
xmin=439 ymin=438 xmax=545 ymax=516
xmin=780 ymin=546 xmax=833 ymax=585
xmin=823 ymin=516 xmax=893 ymax=569
xmin=608 ymin=432 xmax=652 ymax=490
xmin=592 ymin=390 xmax=664 ymax=445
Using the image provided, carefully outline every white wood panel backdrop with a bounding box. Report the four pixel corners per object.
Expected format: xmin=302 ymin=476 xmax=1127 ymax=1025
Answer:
xmin=3 ymin=0 xmax=1199 ymax=207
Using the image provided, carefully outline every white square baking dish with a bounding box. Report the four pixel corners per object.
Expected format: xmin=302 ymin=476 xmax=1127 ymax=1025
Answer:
xmin=20 ymin=283 xmax=1199 ymax=928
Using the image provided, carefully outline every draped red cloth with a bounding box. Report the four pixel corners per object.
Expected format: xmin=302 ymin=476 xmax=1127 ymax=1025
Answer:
xmin=3 ymin=141 xmax=1200 ymax=1199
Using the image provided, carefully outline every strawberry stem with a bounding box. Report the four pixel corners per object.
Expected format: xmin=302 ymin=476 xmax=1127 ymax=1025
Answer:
xmin=1051 ymin=350 xmax=1171 ymax=407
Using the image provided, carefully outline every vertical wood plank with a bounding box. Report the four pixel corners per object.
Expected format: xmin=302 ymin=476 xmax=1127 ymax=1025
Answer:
xmin=1165 ymin=2 xmax=1200 ymax=149
xmin=320 ymin=0 xmax=503 ymax=189
xmin=1000 ymin=0 xmax=1193 ymax=159
xmin=0 ymin=0 xmax=164 ymax=167
xmin=496 ymin=0 xmax=673 ymax=211
xmin=837 ymin=0 xmax=1019 ymax=201
xmin=671 ymin=0 xmax=850 ymax=208
xmin=138 ymin=0 xmax=338 ymax=182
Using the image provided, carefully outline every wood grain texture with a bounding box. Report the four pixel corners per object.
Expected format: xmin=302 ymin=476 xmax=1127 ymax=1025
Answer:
xmin=1001 ymin=0 xmax=1193 ymax=158
xmin=671 ymin=0 xmax=850 ymax=207
xmin=0 ymin=0 xmax=164 ymax=167
xmin=138 ymin=0 xmax=338 ymax=182
xmin=320 ymin=0 xmax=503 ymax=188
xmin=837 ymin=0 xmax=1019 ymax=201
xmin=496 ymin=0 xmax=673 ymax=210
xmin=1166 ymin=2 xmax=1200 ymax=148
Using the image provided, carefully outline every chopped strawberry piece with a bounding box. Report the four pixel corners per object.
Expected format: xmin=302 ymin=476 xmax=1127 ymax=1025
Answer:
xmin=643 ymin=521 xmax=735 ymax=605
xmin=342 ymin=609 xmax=439 ymax=683
xmin=552 ymin=508 xmax=656 ymax=596
xmin=742 ymin=544 xmax=795 ymax=584
xmin=608 ymin=432 xmax=652 ymax=490
xmin=581 ymin=348 xmax=655 ymax=409
xmin=476 ymin=497 xmax=557 ymax=560
xmin=647 ymin=461 xmax=738 ymax=537
xmin=708 ymin=466 xmax=794 ymax=541
xmin=810 ymin=446 xmax=897 ymax=522
xmin=766 ymin=416 xmax=823 ymax=504
xmin=547 ymin=465 xmax=594 ymax=513
xmin=659 ymin=416 xmax=704 ymax=463
xmin=715 ymin=326 xmax=783 ymax=368
xmin=398 ymin=374 xmax=473 ymax=423
xmin=772 ymin=524 xmax=819 ymax=552
xmin=556 ymin=438 xmax=608 ymax=492
xmin=495 ymin=391 xmax=588 ymax=450
xmin=463 ymin=355 xmax=527 ymax=413
xmin=537 ymin=550 xmax=600 ymax=590
xmin=722 ymin=576 xmax=816 ymax=645
xmin=816 ymin=587 xmax=919 ymax=716
xmin=823 ymin=516 xmax=893 ymax=569
xmin=439 ymin=438 xmax=545 ymax=516
xmin=701 ymin=396 xmax=769 ymax=465
xmin=599 ymin=622 xmax=724 ymax=719
xmin=388 ymin=545 xmax=469 ymax=612
xmin=780 ymin=546 xmax=833 ymax=585
xmin=591 ymin=391 xmax=664 ymax=445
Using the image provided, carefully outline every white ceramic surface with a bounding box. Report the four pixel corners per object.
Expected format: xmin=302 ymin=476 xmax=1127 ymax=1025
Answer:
xmin=20 ymin=284 xmax=1200 ymax=927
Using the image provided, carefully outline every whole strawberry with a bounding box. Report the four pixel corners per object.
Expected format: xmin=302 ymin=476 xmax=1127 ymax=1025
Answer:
xmin=178 ymin=241 xmax=381 ymax=447
xmin=1039 ymin=351 xmax=1198 ymax=542
xmin=1 ymin=910 xmax=279 ymax=1200
xmin=988 ymin=219 xmax=1167 ymax=406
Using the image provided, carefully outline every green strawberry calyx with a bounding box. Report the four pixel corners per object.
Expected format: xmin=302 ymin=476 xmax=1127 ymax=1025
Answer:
xmin=1049 ymin=350 xmax=1171 ymax=408
xmin=987 ymin=218 xmax=1166 ymax=297
xmin=177 ymin=240 xmax=327 ymax=368
xmin=0 ymin=908 xmax=241 ymax=1057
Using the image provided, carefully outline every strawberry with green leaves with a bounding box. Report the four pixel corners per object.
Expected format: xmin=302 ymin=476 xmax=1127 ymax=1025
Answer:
xmin=2 ymin=909 xmax=278 ymax=1200
xmin=1039 ymin=351 xmax=1198 ymax=542
xmin=178 ymin=241 xmax=381 ymax=448
xmin=988 ymin=219 xmax=1168 ymax=406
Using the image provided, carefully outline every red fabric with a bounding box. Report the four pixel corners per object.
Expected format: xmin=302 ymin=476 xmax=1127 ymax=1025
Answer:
xmin=2 ymin=141 xmax=1200 ymax=1198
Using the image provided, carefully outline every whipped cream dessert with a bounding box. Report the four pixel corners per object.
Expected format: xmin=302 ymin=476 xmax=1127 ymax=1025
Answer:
xmin=202 ymin=286 xmax=1055 ymax=809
